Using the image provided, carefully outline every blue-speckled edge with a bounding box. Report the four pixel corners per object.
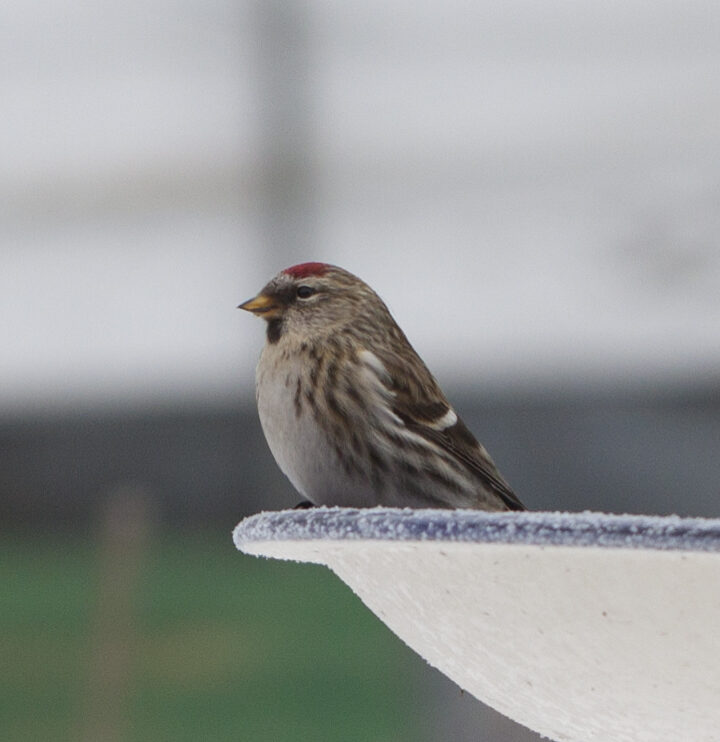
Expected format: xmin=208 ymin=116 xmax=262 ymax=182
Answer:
xmin=233 ymin=508 xmax=720 ymax=553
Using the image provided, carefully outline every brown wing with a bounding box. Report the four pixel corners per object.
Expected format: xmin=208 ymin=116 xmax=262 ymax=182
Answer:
xmin=397 ymin=409 xmax=525 ymax=511
xmin=372 ymin=342 xmax=526 ymax=511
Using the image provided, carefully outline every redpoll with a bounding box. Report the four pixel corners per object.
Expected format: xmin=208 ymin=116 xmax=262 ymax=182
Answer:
xmin=239 ymin=263 xmax=524 ymax=511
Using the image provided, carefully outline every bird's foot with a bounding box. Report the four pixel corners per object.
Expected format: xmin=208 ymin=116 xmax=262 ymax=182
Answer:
xmin=293 ymin=500 xmax=315 ymax=510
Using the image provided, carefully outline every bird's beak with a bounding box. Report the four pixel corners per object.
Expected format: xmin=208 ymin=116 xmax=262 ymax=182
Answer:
xmin=238 ymin=293 xmax=280 ymax=317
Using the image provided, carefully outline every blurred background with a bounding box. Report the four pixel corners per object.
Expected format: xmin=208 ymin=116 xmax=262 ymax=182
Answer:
xmin=2 ymin=1 xmax=719 ymax=740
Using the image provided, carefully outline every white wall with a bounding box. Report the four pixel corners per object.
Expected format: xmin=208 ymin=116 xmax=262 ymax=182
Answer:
xmin=2 ymin=0 xmax=719 ymax=412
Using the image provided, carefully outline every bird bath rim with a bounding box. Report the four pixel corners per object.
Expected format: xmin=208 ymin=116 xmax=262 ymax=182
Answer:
xmin=234 ymin=507 xmax=720 ymax=554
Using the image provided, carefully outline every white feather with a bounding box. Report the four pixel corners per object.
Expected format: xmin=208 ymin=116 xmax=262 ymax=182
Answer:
xmin=429 ymin=407 xmax=457 ymax=430
xmin=357 ymin=350 xmax=404 ymax=426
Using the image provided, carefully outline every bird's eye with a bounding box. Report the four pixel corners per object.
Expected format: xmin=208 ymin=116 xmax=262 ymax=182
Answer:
xmin=296 ymin=285 xmax=315 ymax=299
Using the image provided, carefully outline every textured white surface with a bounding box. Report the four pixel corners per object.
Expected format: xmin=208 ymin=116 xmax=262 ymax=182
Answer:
xmin=235 ymin=509 xmax=720 ymax=742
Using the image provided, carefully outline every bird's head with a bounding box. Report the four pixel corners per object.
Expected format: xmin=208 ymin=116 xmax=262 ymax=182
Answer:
xmin=239 ymin=262 xmax=388 ymax=344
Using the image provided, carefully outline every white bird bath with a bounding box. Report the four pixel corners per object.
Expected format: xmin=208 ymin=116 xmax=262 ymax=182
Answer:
xmin=233 ymin=508 xmax=720 ymax=742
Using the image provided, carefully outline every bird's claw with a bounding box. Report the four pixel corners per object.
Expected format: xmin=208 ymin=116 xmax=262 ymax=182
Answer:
xmin=293 ymin=500 xmax=315 ymax=510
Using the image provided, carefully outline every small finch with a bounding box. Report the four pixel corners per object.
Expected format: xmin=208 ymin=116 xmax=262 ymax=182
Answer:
xmin=239 ymin=262 xmax=525 ymax=511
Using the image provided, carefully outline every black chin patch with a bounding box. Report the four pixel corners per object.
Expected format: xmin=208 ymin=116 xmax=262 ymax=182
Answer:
xmin=266 ymin=318 xmax=283 ymax=344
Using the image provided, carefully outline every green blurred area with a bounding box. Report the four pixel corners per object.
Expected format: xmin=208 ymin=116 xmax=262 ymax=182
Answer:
xmin=1 ymin=530 xmax=426 ymax=742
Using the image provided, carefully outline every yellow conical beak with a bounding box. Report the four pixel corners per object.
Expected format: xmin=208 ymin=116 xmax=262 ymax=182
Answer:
xmin=238 ymin=293 xmax=280 ymax=317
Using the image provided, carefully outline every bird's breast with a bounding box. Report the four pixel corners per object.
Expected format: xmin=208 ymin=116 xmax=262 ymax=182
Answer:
xmin=255 ymin=346 xmax=338 ymax=501
xmin=254 ymin=343 xmax=379 ymax=506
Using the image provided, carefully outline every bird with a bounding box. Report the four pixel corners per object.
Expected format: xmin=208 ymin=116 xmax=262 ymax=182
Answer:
xmin=239 ymin=262 xmax=525 ymax=511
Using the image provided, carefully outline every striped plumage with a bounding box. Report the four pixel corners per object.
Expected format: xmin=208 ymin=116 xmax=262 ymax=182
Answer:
xmin=240 ymin=263 xmax=524 ymax=511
